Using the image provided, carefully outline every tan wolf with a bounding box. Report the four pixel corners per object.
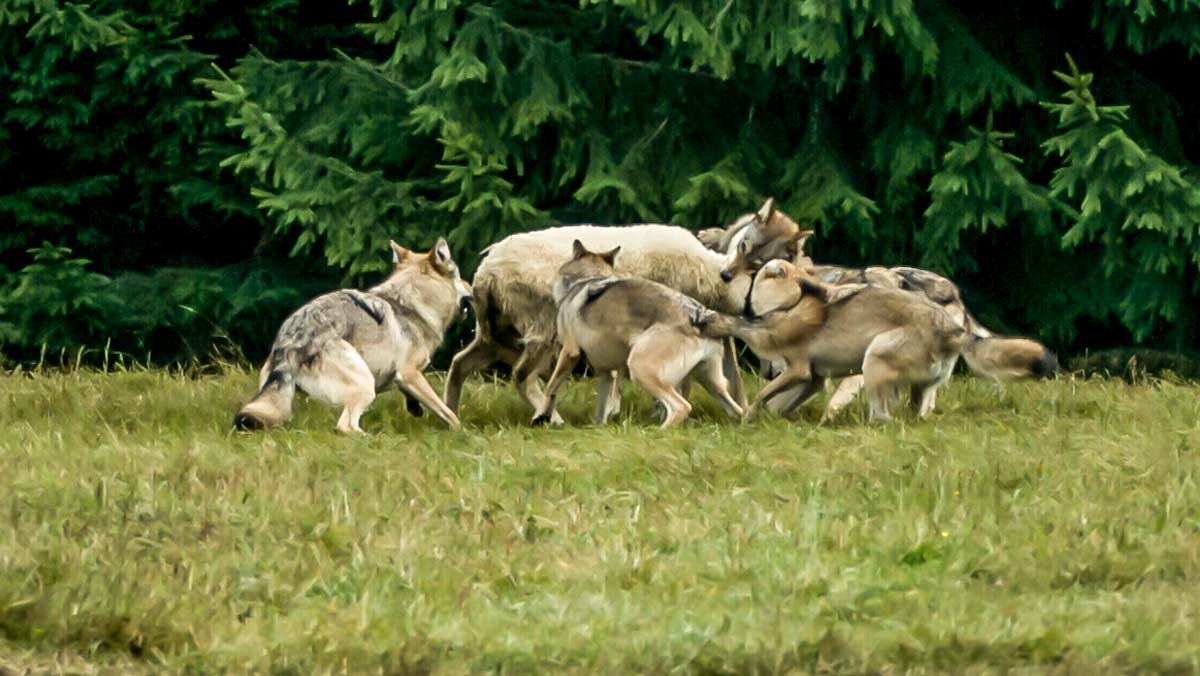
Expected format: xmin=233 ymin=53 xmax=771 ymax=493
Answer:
xmin=806 ymin=264 xmax=1059 ymax=420
xmin=233 ymin=238 xmax=472 ymax=433
xmin=531 ymin=241 xmax=747 ymax=428
xmin=708 ymin=219 xmax=1058 ymax=418
xmin=704 ymin=260 xmax=971 ymax=421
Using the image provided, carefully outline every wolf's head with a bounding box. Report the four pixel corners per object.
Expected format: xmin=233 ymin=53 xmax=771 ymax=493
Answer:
xmin=719 ymin=198 xmax=812 ymax=282
xmin=381 ymin=236 xmax=473 ymax=324
xmin=744 ymin=259 xmax=823 ymax=318
xmin=551 ymin=240 xmax=621 ymax=302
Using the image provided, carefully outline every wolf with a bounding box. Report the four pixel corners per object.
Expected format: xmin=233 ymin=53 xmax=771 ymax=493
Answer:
xmin=805 ymin=264 xmax=1059 ymax=420
xmin=233 ymin=238 xmax=472 ymax=433
xmin=702 ymin=217 xmax=1058 ymax=417
xmin=443 ymin=198 xmax=803 ymax=423
xmin=531 ymin=241 xmax=746 ymax=428
xmin=704 ymin=260 xmax=971 ymax=421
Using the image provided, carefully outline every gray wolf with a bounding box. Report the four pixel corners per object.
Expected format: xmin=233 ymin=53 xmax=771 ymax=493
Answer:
xmin=532 ymin=241 xmax=745 ymax=428
xmin=233 ymin=238 xmax=472 ymax=433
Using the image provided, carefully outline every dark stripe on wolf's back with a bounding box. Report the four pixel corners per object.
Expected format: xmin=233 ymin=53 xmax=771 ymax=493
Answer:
xmin=582 ymin=278 xmax=627 ymax=305
xmin=344 ymin=290 xmax=385 ymax=324
xmin=581 ymin=278 xmax=675 ymax=327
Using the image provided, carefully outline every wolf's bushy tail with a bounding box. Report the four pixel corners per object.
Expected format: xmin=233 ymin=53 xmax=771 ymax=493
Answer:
xmin=961 ymin=335 xmax=1058 ymax=382
xmin=233 ymin=349 xmax=300 ymax=430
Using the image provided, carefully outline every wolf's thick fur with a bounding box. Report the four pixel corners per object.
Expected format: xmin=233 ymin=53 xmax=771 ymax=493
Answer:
xmin=700 ymin=216 xmax=1059 ymax=390
xmin=708 ymin=260 xmax=970 ymax=421
xmin=234 ymin=238 xmax=471 ymax=433
xmin=446 ymin=224 xmax=754 ymax=421
xmin=699 ymin=212 xmax=1059 ymax=419
xmin=532 ymin=242 xmax=745 ymax=428
xmin=805 ymin=264 xmax=1059 ymax=417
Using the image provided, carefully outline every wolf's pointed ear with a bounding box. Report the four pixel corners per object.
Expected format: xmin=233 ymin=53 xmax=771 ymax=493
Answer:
xmin=571 ymin=239 xmax=588 ymax=259
xmin=600 ymin=246 xmax=620 ymax=267
xmin=755 ymin=197 xmax=776 ymax=223
xmin=792 ymin=229 xmax=815 ymax=265
xmin=798 ymin=278 xmax=831 ymax=304
xmin=390 ymin=240 xmax=411 ymax=265
xmin=434 ymin=237 xmax=452 ymax=264
xmin=428 ymin=236 xmax=454 ymax=273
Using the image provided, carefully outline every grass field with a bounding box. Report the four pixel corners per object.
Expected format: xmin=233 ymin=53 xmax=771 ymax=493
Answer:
xmin=1 ymin=367 xmax=1198 ymax=674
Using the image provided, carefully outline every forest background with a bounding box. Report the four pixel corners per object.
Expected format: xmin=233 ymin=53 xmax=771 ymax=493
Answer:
xmin=2 ymin=0 xmax=1198 ymax=369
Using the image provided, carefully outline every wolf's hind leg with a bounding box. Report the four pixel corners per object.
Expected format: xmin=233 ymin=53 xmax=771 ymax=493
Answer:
xmin=722 ymin=337 xmax=748 ymax=408
xmin=295 ymin=340 xmax=376 ymax=434
xmin=863 ymin=331 xmax=907 ymax=422
xmin=627 ymin=331 xmax=697 ymax=428
xmin=910 ymin=383 xmax=940 ymax=418
xmin=821 ymin=375 xmax=864 ymax=422
xmin=691 ymin=348 xmax=744 ymax=421
xmin=594 ymin=370 xmax=622 ymax=425
xmin=766 ymin=378 xmax=825 ymax=419
xmin=630 ymin=370 xmax=691 ymax=428
xmin=533 ymin=343 xmax=581 ymax=425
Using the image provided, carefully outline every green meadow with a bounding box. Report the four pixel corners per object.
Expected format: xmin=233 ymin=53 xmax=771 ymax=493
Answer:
xmin=1 ymin=369 xmax=1198 ymax=673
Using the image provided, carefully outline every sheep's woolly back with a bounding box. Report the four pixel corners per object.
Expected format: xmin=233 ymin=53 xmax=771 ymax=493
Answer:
xmin=473 ymin=225 xmax=732 ymax=347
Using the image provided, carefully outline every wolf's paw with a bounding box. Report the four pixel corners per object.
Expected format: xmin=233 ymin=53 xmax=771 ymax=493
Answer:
xmin=405 ymin=395 xmax=424 ymax=417
xmin=532 ymin=409 xmax=566 ymax=426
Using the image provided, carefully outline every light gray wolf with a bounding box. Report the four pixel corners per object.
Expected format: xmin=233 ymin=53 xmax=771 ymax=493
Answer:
xmin=443 ymin=198 xmax=802 ymax=424
xmin=531 ymin=241 xmax=745 ymax=428
xmin=705 ymin=260 xmax=971 ymax=421
xmin=233 ymin=238 xmax=472 ymax=433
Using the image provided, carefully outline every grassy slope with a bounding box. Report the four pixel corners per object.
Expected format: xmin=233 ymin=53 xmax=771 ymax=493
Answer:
xmin=0 ymin=369 xmax=1197 ymax=674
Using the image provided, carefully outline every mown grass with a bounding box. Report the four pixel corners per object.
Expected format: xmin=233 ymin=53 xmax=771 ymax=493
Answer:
xmin=1 ymin=368 xmax=1198 ymax=674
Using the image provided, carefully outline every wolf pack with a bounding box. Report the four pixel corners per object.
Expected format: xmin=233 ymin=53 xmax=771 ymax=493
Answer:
xmin=234 ymin=199 xmax=1058 ymax=433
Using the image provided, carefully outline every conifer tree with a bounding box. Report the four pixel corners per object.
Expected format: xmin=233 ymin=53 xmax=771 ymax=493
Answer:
xmin=206 ymin=0 xmax=1199 ymax=353
xmin=1041 ymin=56 xmax=1200 ymax=346
xmin=0 ymin=0 xmax=355 ymax=361
xmin=3 ymin=0 xmax=1198 ymax=361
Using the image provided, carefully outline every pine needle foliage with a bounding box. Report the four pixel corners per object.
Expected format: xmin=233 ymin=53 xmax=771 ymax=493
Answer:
xmin=1 ymin=1 xmax=1198 ymax=362
xmin=206 ymin=1 xmax=1199 ymax=354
